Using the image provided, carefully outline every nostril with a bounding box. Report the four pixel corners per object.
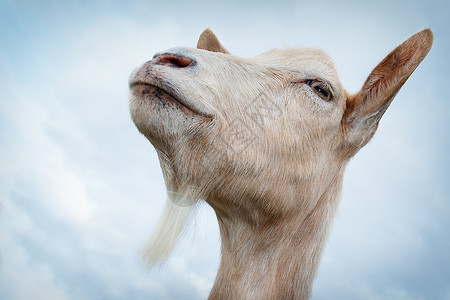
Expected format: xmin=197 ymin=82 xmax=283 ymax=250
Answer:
xmin=157 ymin=54 xmax=194 ymax=68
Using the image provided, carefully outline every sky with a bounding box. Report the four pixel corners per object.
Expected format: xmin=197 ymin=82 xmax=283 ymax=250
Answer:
xmin=0 ymin=0 xmax=449 ymax=299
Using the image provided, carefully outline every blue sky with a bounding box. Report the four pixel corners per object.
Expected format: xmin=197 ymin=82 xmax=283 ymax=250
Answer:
xmin=0 ymin=0 xmax=449 ymax=299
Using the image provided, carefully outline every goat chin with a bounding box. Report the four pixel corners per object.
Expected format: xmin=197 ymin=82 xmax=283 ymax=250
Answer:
xmin=140 ymin=190 xmax=199 ymax=269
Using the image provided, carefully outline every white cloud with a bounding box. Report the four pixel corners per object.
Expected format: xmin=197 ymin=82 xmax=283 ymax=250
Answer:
xmin=1 ymin=0 xmax=449 ymax=299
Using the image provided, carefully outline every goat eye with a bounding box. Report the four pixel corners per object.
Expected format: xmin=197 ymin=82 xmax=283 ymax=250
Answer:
xmin=302 ymin=80 xmax=332 ymax=101
xmin=310 ymin=81 xmax=332 ymax=101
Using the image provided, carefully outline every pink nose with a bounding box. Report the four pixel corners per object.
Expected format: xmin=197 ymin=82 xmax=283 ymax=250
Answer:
xmin=153 ymin=53 xmax=195 ymax=68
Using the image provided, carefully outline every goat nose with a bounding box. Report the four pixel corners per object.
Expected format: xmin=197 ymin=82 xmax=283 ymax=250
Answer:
xmin=153 ymin=53 xmax=195 ymax=68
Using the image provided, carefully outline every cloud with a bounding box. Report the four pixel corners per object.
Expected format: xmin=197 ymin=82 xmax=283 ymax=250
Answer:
xmin=0 ymin=3 xmax=219 ymax=299
xmin=1 ymin=0 xmax=449 ymax=299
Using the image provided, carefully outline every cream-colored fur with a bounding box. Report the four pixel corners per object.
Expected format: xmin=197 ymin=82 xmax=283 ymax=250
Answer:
xmin=129 ymin=28 xmax=433 ymax=299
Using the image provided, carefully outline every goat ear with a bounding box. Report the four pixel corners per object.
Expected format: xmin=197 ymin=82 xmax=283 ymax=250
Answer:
xmin=197 ymin=28 xmax=230 ymax=54
xmin=342 ymin=29 xmax=433 ymax=157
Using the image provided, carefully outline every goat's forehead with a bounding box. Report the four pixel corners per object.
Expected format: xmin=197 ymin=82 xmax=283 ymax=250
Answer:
xmin=252 ymin=48 xmax=335 ymax=68
xmin=251 ymin=48 xmax=339 ymax=82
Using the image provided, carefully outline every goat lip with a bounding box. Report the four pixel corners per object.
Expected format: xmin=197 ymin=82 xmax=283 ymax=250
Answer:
xmin=130 ymin=81 xmax=213 ymax=121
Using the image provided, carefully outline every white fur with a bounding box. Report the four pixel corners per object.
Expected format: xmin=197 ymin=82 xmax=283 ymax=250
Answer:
xmin=140 ymin=190 xmax=197 ymax=269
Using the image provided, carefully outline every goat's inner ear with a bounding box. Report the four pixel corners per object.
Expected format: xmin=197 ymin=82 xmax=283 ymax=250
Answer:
xmin=197 ymin=28 xmax=230 ymax=54
xmin=341 ymin=29 xmax=433 ymax=156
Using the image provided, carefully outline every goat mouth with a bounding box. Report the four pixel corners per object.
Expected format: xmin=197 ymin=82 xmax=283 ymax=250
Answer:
xmin=130 ymin=82 xmax=213 ymax=122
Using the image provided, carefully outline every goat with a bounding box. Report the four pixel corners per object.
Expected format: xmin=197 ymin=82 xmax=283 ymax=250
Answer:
xmin=129 ymin=28 xmax=433 ymax=300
